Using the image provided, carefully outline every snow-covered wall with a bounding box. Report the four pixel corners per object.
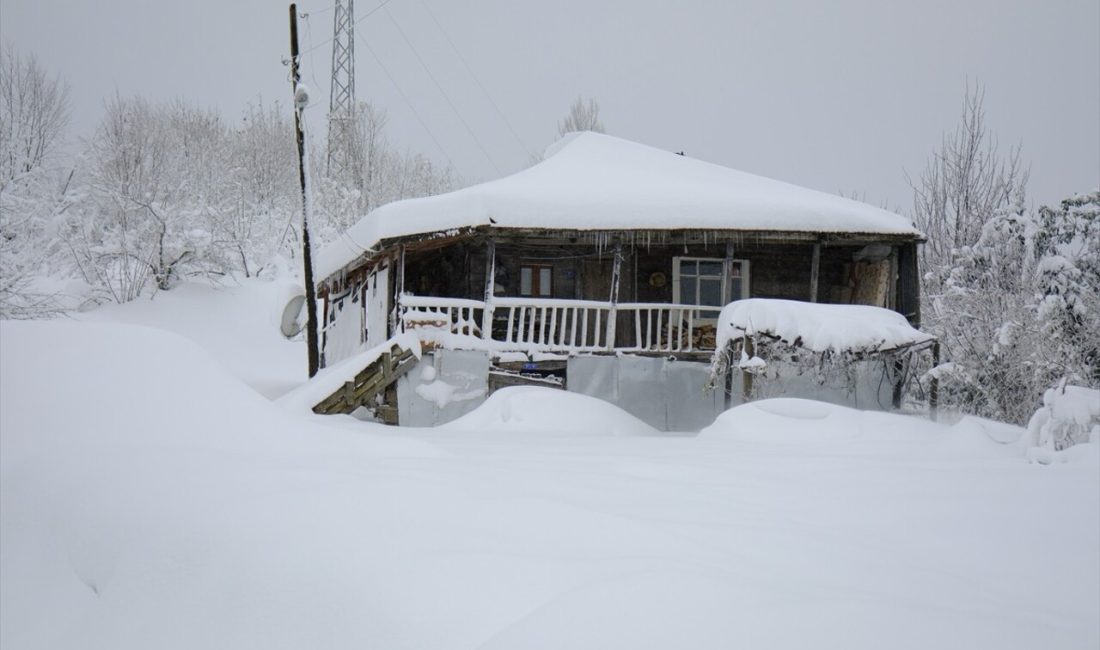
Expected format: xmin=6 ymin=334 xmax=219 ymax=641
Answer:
xmin=395 ymin=351 xmax=897 ymax=431
xmin=322 ymin=292 xmax=364 ymax=365
xmin=397 ymin=350 xmax=489 ymax=426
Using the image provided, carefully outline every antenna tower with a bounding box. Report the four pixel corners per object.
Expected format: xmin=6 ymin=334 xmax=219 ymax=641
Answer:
xmin=327 ymin=0 xmax=357 ymax=178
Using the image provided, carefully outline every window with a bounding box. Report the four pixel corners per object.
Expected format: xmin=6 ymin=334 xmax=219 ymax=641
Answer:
xmin=673 ymin=257 xmax=750 ymax=309
xmin=519 ymin=265 xmax=553 ymax=297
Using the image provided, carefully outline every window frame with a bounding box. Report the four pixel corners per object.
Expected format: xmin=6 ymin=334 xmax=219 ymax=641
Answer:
xmin=519 ymin=264 xmax=554 ymax=298
xmin=672 ymin=256 xmax=750 ymax=313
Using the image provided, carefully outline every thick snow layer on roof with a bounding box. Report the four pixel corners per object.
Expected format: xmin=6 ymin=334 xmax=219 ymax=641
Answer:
xmin=716 ymin=298 xmax=934 ymax=354
xmin=316 ymin=132 xmax=921 ymax=279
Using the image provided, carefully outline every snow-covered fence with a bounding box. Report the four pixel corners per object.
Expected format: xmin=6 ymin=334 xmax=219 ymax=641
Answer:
xmin=397 ymin=294 xmax=720 ymax=353
xmin=399 ymin=295 xmax=484 ymax=336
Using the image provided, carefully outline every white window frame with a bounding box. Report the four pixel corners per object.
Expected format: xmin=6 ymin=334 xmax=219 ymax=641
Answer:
xmin=672 ymin=256 xmax=750 ymax=317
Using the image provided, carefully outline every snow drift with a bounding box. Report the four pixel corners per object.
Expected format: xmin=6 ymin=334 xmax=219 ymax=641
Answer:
xmin=442 ymin=386 xmax=658 ymax=436
xmin=2 ymin=305 xmax=1097 ymax=650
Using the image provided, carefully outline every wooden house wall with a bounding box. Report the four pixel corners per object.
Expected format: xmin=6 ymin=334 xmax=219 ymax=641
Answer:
xmin=396 ymin=238 xmax=911 ymax=309
xmin=357 ymin=233 xmax=921 ymax=343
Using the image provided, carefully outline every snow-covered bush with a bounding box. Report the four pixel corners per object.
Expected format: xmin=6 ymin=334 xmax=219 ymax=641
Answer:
xmin=1032 ymin=191 xmax=1100 ymax=387
xmin=1025 ymin=383 xmax=1099 ymax=452
xmin=921 ymin=192 xmax=1099 ymax=425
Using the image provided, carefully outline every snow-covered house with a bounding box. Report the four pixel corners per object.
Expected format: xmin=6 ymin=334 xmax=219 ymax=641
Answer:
xmin=313 ymin=133 xmax=927 ymax=429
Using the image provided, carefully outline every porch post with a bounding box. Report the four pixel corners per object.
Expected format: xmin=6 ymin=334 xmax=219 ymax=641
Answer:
xmin=809 ymin=242 xmax=821 ymax=303
xmin=929 ymin=340 xmax=940 ymax=420
xmin=887 ymin=246 xmax=898 ymax=310
xmin=723 ymin=241 xmax=735 ymax=302
xmin=605 ymin=241 xmax=622 ymax=350
xmin=391 ymin=246 xmax=406 ymax=335
xmin=742 ymin=335 xmax=754 ymax=402
xmin=481 ymin=238 xmax=496 ymax=340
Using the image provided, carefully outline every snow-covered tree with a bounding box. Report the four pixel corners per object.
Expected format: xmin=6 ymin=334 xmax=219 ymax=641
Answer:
xmin=222 ymin=101 xmax=299 ymax=276
xmin=0 ymin=45 xmax=72 ymax=318
xmin=1032 ymin=191 xmax=1100 ymax=386
xmin=68 ymin=96 xmax=231 ymax=302
xmin=925 ymin=190 xmax=1099 ymax=426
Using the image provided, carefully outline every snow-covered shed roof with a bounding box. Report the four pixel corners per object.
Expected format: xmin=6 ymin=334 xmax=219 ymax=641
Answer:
xmin=317 ymin=132 xmax=922 ymax=280
xmin=716 ymin=299 xmax=935 ymax=355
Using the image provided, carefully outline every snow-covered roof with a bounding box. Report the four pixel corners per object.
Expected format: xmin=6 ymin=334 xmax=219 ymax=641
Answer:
xmin=716 ymin=298 xmax=935 ymax=354
xmin=317 ymin=132 xmax=922 ymax=280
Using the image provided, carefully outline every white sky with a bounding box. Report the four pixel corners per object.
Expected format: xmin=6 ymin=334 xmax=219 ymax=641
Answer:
xmin=2 ymin=0 xmax=1097 ymax=211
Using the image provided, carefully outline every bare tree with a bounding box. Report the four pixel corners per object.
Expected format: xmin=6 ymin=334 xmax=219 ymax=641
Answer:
xmin=909 ymin=82 xmax=1027 ymax=269
xmin=0 ymin=45 xmax=70 ymax=187
xmin=558 ymin=96 xmax=605 ymax=137
xmin=223 ymin=101 xmax=299 ymax=276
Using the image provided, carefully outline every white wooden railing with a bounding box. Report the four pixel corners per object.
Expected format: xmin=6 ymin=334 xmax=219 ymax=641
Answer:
xmin=399 ymin=294 xmax=721 ymax=353
xmin=399 ymin=295 xmax=484 ymax=336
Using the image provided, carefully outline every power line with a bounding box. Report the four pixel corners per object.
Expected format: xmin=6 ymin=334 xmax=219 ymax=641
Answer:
xmin=300 ymin=0 xmax=397 ymax=58
xmin=361 ymin=39 xmax=456 ymax=170
xmin=417 ymin=0 xmax=532 ymax=160
xmin=382 ymin=5 xmax=501 ymax=175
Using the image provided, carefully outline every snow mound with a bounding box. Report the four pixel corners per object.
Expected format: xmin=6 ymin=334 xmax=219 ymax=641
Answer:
xmin=1 ymin=320 xmax=440 ymax=649
xmin=1025 ymin=384 xmax=1100 ymax=453
xmin=701 ymin=398 xmax=1019 ymax=455
xmin=716 ymin=298 xmax=934 ymax=354
xmin=700 ymin=398 xmax=879 ymax=443
xmin=79 ymin=278 xmax=307 ymax=399
xmin=441 ymin=387 xmax=658 ymax=436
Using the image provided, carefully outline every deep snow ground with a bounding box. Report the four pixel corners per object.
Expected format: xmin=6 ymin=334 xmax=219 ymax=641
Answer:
xmin=1 ymin=280 xmax=1097 ymax=649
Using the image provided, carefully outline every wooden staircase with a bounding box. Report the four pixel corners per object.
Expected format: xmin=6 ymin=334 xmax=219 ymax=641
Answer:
xmin=312 ymin=342 xmax=420 ymax=422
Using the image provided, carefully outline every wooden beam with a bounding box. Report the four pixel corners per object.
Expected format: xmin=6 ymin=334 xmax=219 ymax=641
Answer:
xmin=606 ymin=241 xmax=622 ymax=350
xmin=887 ymin=246 xmax=898 ymax=310
xmin=724 ymin=241 xmax=736 ymax=302
xmin=481 ymin=238 xmax=496 ymax=339
xmin=312 ymin=344 xmax=419 ymax=416
xmin=390 ymin=246 xmax=406 ymax=337
xmin=741 ymin=335 xmax=755 ymax=402
xmin=929 ymin=340 xmax=940 ymax=420
xmin=809 ymin=242 xmax=821 ymax=303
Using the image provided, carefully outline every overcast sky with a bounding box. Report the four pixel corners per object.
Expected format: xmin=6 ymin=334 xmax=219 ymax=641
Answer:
xmin=3 ymin=0 xmax=1097 ymax=211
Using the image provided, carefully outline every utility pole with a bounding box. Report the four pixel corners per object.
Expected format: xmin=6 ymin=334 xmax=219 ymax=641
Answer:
xmin=290 ymin=3 xmax=321 ymax=377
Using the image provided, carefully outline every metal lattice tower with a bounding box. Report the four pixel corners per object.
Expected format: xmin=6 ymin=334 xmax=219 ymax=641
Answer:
xmin=327 ymin=0 xmax=356 ymax=178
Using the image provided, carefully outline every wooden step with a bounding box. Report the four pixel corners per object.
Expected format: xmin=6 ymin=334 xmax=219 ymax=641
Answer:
xmin=312 ymin=343 xmax=419 ymax=419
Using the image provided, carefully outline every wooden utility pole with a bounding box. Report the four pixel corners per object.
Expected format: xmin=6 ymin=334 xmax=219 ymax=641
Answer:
xmin=290 ymin=3 xmax=321 ymax=377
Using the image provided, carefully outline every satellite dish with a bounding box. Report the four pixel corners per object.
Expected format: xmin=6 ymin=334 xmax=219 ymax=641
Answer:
xmin=280 ymin=294 xmax=306 ymax=338
xmin=272 ymin=281 xmax=307 ymax=339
